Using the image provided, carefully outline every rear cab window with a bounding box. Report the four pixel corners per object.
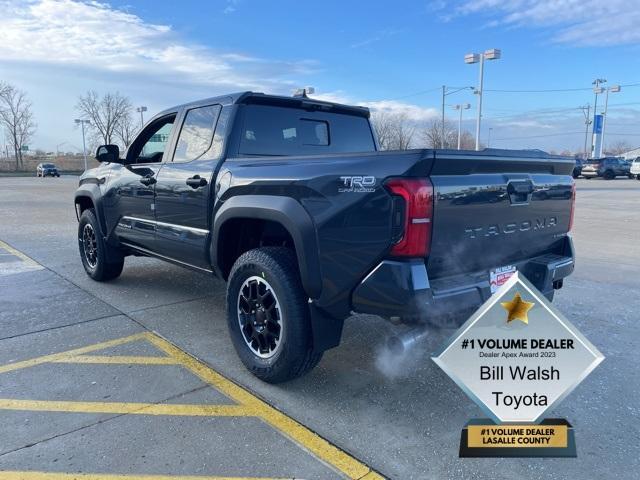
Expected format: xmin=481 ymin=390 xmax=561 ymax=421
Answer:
xmin=238 ymin=103 xmax=375 ymax=156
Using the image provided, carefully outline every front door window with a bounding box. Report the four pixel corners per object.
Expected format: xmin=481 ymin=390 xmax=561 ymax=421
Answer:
xmin=127 ymin=115 xmax=176 ymax=164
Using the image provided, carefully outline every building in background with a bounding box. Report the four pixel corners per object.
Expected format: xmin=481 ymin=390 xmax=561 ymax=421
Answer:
xmin=620 ymin=147 xmax=640 ymax=160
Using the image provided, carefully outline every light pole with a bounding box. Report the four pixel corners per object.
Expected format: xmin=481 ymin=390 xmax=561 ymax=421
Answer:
xmin=441 ymin=86 xmax=474 ymax=148
xmin=487 ymin=127 xmax=493 ymax=148
xmin=465 ymin=49 xmax=501 ymax=151
xmin=599 ymin=85 xmax=620 ymax=158
xmin=74 ymin=119 xmax=91 ymax=171
xmin=591 ymin=78 xmax=606 ymax=158
xmin=136 ymin=106 xmax=147 ymax=128
xmin=581 ymin=104 xmax=591 ymax=159
xmin=56 ymin=142 xmax=67 ymax=156
xmin=452 ymin=103 xmax=471 ymax=150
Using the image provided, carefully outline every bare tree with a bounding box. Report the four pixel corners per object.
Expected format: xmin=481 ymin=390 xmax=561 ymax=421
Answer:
xmin=605 ymin=140 xmax=632 ymax=156
xmin=371 ymin=111 xmax=415 ymax=150
xmin=417 ymin=119 xmax=477 ymax=150
xmin=114 ymin=111 xmax=138 ymax=149
xmin=371 ymin=111 xmax=394 ymax=150
xmin=420 ymin=119 xmax=458 ymax=149
xmin=76 ymin=91 xmax=132 ymax=145
xmin=0 ymin=82 xmax=36 ymax=170
xmin=459 ymin=130 xmax=476 ymax=150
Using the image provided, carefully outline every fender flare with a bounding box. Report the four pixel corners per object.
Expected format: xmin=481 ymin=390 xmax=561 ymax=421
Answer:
xmin=212 ymin=195 xmax=322 ymax=299
xmin=74 ymin=186 xmax=108 ymax=237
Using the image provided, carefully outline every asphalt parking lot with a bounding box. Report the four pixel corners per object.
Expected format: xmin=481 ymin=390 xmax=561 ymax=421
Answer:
xmin=0 ymin=175 xmax=638 ymax=479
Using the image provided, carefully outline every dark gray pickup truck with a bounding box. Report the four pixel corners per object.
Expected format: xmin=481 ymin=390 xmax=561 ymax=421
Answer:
xmin=74 ymin=91 xmax=575 ymax=382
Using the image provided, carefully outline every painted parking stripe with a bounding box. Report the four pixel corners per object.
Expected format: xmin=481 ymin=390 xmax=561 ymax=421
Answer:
xmin=52 ymin=355 xmax=180 ymax=365
xmin=0 ymin=399 xmax=250 ymax=417
xmin=0 ymin=472 xmax=287 ymax=480
xmin=0 ymin=332 xmax=385 ymax=480
xmin=0 ymin=240 xmax=44 ymax=276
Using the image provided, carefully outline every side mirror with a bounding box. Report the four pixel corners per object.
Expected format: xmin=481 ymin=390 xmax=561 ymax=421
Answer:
xmin=95 ymin=144 xmax=121 ymax=163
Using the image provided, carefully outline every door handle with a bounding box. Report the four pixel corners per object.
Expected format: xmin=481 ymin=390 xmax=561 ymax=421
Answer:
xmin=139 ymin=174 xmax=156 ymax=186
xmin=186 ymin=175 xmax=208 ymax=189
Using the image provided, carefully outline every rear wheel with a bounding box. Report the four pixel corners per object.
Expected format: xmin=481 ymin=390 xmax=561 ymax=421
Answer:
xmin=603 ymin=170 xmax=615 ymax=180
xmin=78 ymin=209 xmax=124 ymax=281
xmin=226 ymin=247 xmax=322 ymax=383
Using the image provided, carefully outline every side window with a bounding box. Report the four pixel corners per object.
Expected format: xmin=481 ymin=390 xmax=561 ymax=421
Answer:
xmin=173 ymin=105 xmax=221 ymax=162
xmin=127 ymin=114 xmax=176 ymax=164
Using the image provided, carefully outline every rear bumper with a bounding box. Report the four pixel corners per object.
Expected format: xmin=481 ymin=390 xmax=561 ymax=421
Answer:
xmin=352 ymin=235 xmax=575 ymax=323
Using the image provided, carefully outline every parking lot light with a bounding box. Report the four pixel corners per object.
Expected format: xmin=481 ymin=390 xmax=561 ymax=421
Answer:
xmin=74 ymin=118 xmax=91 ymax=171
xmin=600 ymin=85 xmax=621 ymax=158
xmin=452 ymin=103 xmax=471 ymax=150
xmin=465 ymin=49 xmax=501 ymax=150
xmin=136 ymin=106 xmax=147 ymax=128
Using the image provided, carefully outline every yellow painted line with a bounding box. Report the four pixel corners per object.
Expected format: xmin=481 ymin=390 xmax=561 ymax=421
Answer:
xmin=0 ymin=399 xmax=251 ymax=417
xmin=0 ymin=333 xmax=149 ymax=374
xmin=0 ymin=332 xmax=381 ymax=479
xmin=52 ymin=355 xmax=179 ymax=365
xmin=144 ymin=333 xmax=375 ymax=480
xmin=0 ymin=239 xmax=40 ymax=265
xmin=0 ymin=472 xmax=287 ymax=480
xmin=358 ymin=472 xmax=386 ymax=480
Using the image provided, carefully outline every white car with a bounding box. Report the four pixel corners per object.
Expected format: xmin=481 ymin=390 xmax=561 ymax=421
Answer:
xmin=631 ymin=157 xmax=640 ymax=180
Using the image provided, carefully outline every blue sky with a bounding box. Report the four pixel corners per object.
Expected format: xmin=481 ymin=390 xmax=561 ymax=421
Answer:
xmin=2 ymin=0 xmax=640 ymax=152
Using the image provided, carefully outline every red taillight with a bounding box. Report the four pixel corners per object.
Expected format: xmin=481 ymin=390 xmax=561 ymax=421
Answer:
xmin=385 ymin=178 xmax=434 ymax=257
xmin=568 ymin=181 xmax=576 ymax=231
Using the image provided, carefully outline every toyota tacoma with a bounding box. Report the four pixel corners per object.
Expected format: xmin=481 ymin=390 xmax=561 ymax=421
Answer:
xmin=74 ymin=91 xmax=576 ymax=382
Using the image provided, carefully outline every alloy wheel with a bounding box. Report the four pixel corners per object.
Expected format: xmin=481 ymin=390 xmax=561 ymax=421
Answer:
xmin=237 ymin=276 xmax=283 ymax=358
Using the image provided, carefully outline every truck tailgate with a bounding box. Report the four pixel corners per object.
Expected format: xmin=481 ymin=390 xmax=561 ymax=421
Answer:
xmin=426 ymin=152 xmax=574 ymax=280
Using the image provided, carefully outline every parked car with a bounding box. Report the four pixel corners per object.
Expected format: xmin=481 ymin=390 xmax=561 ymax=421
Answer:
xmin=572 ymin=158 xmax=584 ymax=178
xmin=74 ymin=91 xmax=576 ymax=382
xmin=581 ymin=157 xmax=632 ymax=179
xmin=631 ymin=157 xmax=640 ymax=180
xmin=37 ymin=163 xmax=60 ymax=177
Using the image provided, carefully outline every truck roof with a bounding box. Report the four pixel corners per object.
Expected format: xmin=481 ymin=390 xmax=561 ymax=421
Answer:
xmin=155 ymin=91 xmax=370 ymax=119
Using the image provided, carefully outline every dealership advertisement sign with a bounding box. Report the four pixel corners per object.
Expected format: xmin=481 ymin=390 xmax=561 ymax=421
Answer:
xmin=433 ymin=272 xmax=604 ymax=457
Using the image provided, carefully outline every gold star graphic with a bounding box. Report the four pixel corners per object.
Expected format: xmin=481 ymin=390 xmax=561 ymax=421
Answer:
xmin=500 ymin=292 xmax=535 ymax=324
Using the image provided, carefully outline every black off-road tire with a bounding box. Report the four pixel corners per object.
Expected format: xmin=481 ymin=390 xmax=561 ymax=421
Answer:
xmin=226 ymin=247 xmax=322 ymax=383
xmin=78 ymin=209 xmax=124 ymax=281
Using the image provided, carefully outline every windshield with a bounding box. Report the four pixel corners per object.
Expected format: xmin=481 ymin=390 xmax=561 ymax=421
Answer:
xmin=43 ymin=164 xmax=56 ymax=168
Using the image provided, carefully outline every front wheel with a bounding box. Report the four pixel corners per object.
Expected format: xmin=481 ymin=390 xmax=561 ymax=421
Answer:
xmin=78 ymin=209 xmax=124 ymax=281
xmin=603 ymin=170 xmax=615 ymax=180
xmin=226 ymin=247 xmax=322 ymax=383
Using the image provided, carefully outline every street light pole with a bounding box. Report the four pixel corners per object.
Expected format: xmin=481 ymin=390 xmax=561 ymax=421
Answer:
xmin=441 ymin=85 xmax=446 ymax=148
xmin=441 ymin=86 xmax=474 ymax=148
xmin=452 ymin=103 xmax=470 ymax=150
xmin=74 ymin=119 xmax=91 ymax=171
xmin=599 ymin=85 xmax=620 ymax=158
xmin=465 ymin=49 xmax=501 ymax=151
xmin=581 ymin=104 xmax=591 ymax=159
xmin=475 ymin=54 xmax=485 ymax=151
xmin=136 ymin=106 xmax=147 ymax=129
xmin=591 ymin=78 xmax=606 ymax=159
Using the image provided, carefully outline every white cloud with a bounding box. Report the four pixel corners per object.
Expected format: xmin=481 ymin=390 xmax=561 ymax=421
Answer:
xmin=314 ymin=91 xmax=438 ymax=122
xmin=450 ymin=0 xmax=640 ymax=46
xmin=0 ymin=0 xmax=313 ymax=91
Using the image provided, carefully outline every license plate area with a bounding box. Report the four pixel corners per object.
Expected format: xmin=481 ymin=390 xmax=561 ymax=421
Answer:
xmin=490 ymin=265 xmax=516 ymax=293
